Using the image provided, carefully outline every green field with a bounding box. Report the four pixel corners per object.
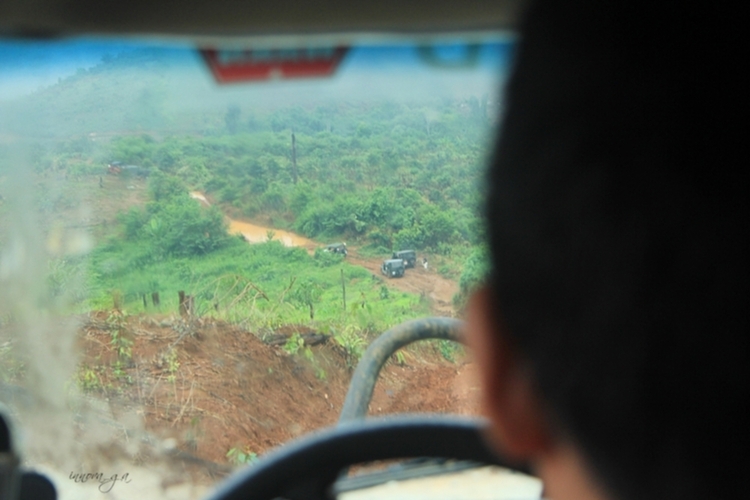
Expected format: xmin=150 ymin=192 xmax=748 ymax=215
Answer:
xmin=89 ymin=234 xmax=430 ymax=334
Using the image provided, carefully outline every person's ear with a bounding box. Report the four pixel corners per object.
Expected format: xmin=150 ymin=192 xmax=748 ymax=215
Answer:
xmin=465 ymin=285 xmax=553 ymax=461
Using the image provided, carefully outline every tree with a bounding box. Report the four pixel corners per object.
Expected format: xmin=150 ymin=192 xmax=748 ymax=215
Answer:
xmin=148 ymin=170 xmax=185 ymax=202
xmin=150 ymin=198 xmax=229 ymax=257
xmin=289 ymin=279 xmax=322 ymax=320
xmin=453 ymin=246 xmax=490 ymax=310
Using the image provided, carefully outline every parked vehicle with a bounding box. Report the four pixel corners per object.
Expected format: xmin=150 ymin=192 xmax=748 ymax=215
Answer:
xmin=108 ymin=162 xmax=149 ymax=178
xmin=381 ymin=258 xmax=405 ymax=278
xmin=324 ymin=242 xmax=347 ymax=256
xmin=393 ymin=250 xmax=417 ymax=268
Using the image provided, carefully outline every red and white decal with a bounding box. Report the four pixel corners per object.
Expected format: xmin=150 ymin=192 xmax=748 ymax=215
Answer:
xmin=200 ymin=47 xmax=348 ymax=83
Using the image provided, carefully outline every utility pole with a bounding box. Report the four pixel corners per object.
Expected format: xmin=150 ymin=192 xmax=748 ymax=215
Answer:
xmin=341 ymin=269 xmax=346 ymax=312
xmin=291 ymin=129 xmax=299 ymax=184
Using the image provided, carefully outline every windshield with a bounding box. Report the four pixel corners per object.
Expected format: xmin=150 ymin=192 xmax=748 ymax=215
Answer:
xmin=0 ymin=36 xmax=511 ymax=498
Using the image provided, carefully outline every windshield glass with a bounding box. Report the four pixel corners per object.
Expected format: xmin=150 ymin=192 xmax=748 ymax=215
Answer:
xmin=0 ymin=36 xmax=511 ymax=498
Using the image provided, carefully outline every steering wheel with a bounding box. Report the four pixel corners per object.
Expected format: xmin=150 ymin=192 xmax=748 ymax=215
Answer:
xmin=205 ymin=414 xmax=528 ymax=500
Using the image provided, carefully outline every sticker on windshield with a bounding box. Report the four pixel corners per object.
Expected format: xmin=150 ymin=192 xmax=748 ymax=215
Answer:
xmin=200 ymin=47 xmax=349 ymax=83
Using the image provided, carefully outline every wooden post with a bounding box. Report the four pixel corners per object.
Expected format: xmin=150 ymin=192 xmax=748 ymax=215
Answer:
xmin=152 ymin=292 xmax=160 ymax=306
xmin=178 ymin=291 xmax=187 ymax=317
xmin=179 ymin=291 xmax=195 ymax=318
xmin=142 ymin=294 xmax=147 ymax=308
xmin=341 ymin=268 xmax=346 ymax=312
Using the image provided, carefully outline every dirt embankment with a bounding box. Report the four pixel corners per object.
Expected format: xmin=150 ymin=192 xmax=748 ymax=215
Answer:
xmin=76 ymin=313 xmax=480 ymax=469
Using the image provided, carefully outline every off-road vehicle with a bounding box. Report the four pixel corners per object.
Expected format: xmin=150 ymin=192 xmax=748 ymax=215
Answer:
xmin=324 ymin=242 xmax=347 ymax=256
xmin=108 ymin=162 xmax=149 ymax=178
xmin=392 ymin=250 xmax=416 ymax=268
xmin=381 ymin=258 xmax=405 ymax=278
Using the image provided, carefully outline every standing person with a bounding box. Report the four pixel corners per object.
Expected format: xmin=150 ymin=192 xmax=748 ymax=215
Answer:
xmin=465 ymin=1 xmax=743 ymax=500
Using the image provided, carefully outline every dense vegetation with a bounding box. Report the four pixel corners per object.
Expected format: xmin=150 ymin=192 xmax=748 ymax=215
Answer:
xmin=102 ymin=98 xmax=493 ymax=255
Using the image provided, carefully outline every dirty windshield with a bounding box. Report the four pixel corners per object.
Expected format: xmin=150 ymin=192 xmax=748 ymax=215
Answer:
xmin=0 ymin=37 xmax=511 ymax=498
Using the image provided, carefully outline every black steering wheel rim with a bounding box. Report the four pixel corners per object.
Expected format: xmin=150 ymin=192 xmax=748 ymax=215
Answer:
xmin=206 ymin=414 xmax=528 ymax=500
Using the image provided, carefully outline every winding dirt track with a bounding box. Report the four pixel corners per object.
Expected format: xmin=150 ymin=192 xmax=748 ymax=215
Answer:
xmin=191 ymin=191 xmax=459 ymax=317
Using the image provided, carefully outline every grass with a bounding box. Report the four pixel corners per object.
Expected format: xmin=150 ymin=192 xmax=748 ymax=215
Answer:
xmin=84 ymin=237 xmax=431 ymax=337
xmin=226 ymin=446 xmax=259 ymax=466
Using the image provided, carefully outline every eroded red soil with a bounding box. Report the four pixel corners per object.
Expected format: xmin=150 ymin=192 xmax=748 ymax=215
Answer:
xmin=78 ymin=312 xmax=480 ymax=470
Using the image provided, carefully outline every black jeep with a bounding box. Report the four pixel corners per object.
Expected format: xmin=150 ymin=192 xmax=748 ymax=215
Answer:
xmin=392 ymin=250 xmax=416 ymax=268
xmin=324 ymin=242 xmax=347 ymax=256
xmin=381 ymin=258 xmax=405 ymax=278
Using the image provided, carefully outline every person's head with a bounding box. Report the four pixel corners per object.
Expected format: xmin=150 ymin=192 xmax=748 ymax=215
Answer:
xmin=467 ymin=1 xmax=744 ymax=500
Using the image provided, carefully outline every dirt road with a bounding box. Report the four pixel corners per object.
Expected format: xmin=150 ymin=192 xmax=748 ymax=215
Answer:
xmin=191 ymin=191 xmax=459 ymax=317
xmin=346 ymin=250 xmax=458 ymax=316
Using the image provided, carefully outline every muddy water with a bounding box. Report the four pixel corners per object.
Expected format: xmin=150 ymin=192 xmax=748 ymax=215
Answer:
xmin=190 ymin=192 xmax=316 ymax=249
xmin=228 ymin=219 xmax=315 ymax=247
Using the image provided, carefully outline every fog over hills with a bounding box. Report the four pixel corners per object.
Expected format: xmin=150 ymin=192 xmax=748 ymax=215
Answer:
xmin=0 ymin=43 xmax=509 ymax=140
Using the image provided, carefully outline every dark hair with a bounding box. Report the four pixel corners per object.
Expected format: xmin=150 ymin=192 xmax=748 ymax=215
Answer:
xmin=485 ymin=1 xmax=744 ymax=500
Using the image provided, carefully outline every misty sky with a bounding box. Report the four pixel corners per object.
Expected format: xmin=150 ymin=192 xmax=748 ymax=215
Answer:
xmin=0 ymin=37 xmax=514 ymax=103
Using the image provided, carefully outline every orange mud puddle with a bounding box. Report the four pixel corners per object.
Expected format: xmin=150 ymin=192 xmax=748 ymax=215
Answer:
xmin=190 ymin=191 xmax=316 ymax=250
xmin=227 ymin=219 xmax=315 ymax=248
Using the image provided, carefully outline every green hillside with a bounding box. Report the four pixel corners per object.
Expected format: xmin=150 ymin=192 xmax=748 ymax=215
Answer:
xmin=1 ymin=46 xmax=499 ymax=323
